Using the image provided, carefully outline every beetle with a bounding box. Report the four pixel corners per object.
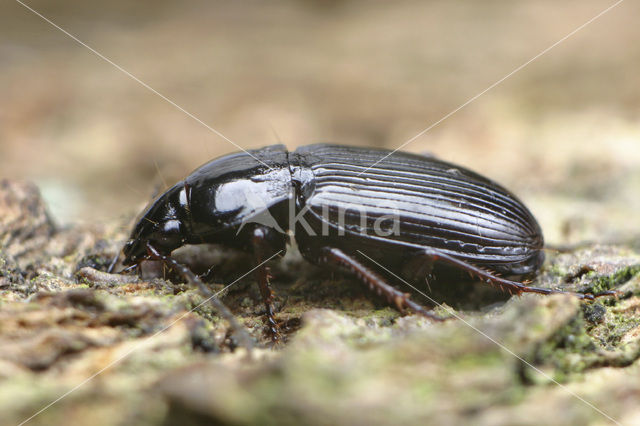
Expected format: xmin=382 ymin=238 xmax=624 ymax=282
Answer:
xmin=118 ymin=144 xmax=610 ymax=339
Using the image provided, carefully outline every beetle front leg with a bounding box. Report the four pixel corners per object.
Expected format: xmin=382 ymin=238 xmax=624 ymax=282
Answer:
xmin=251 ymin=227 xmax=284 ymax=342
xmin=144 ymin=243 xmax=254 ymax=352
xmin=319 ymin=247 xmax=447 ymax=321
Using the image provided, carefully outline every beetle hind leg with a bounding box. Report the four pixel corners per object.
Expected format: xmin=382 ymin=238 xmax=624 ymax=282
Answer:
xmin=421 ymin=248 xmax=617 ymax=300
xmin=320 ymin=247 xmax=447 ymax=321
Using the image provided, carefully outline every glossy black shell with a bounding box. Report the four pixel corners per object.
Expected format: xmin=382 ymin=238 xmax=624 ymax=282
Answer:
xmin=291 ymin=145 xmax=543 ymax=276
xmin=124 ymin=144 xmax=544 ymax=277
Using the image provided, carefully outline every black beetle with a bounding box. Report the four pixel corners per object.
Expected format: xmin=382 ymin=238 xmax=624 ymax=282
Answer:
xmin=118 ymin=144 xmax=608 ymax=339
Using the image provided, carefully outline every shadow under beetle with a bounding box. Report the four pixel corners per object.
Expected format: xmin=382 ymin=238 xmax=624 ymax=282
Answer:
xmin=116 ymin=144 xmax=614 ymax=341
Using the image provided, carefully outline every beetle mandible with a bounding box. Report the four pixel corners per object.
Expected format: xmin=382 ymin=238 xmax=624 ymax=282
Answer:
xmin=118 ymin=144 xmax=608 ymax=339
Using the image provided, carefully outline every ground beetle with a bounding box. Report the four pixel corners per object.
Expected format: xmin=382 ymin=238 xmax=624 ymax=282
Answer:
xmin=117 ymin=144 xmax=611 ymax=340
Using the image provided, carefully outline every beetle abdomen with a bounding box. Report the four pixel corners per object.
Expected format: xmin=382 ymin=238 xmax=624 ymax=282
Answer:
xmin=294 ymin=144 xmax=544 ymax=275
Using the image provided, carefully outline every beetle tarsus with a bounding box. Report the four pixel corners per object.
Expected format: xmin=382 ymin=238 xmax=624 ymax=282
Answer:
xmin=256 ymin=263 xmax=283 ymax=342
xmin=107 ymin=251 xmax=120 ymax=274
xmin=591 ymin=289 xmax=619 ymax=298
xmin=119 ymin=263 xmax=139 ymax=274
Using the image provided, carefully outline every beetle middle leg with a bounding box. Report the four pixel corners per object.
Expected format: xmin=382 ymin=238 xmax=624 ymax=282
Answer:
xmin=319 ymin=247 xmax=447 ymax=321
xmin=251 ymin=226 xmax=284 ymax=341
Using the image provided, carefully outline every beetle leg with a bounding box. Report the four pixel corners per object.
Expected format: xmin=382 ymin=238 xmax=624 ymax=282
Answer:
xmin=421 ymin=248 xmax=617 ymax=300
xmin=120 ymin=263 xmax=139 ymax=274
xmin=251 ymin=227 xmax=283 ymax=342
xmin=107 ymin=251 xmax=120 ymax=273
xmin=401 ymin=255 xmax=435 ymax=292
xmin=197 ymin=264 xmax=216 ymax=282
xmin=145 ymin=242 xmax=254 ymax=352
xmin=320 ymin=247 xmax=447 ymax=321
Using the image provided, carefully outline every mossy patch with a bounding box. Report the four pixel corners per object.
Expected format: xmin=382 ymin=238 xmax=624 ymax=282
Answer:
xmin=587 ymin=264 xmax=640 ymax=294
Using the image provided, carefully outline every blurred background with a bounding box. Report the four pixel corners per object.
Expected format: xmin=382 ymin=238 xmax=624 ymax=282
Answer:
xmin=1 ymin=0 xmax=639 ymax=244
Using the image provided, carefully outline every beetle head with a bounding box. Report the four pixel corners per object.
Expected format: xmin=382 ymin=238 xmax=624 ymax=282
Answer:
xmin=122 ymin=184 xmax=189 ymax=266
xmin=121 ymin=146 xmax=292 ymax=267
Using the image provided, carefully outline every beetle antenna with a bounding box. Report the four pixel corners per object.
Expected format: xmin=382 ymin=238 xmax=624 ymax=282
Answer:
xmin=145 ymin=242 xmax=254 ymax=353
